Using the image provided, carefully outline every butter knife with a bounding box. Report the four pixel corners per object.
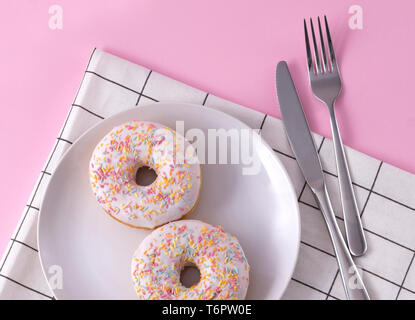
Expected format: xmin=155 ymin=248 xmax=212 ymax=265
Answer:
xmin=276 ymin=61 xmax=370 ymax=300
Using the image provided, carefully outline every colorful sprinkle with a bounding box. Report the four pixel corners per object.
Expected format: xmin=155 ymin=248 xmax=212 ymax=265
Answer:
xmin=89 ymin=121 xmax=201 ymax=229
xmin=131 ymin=220 xmax=250 ymax=300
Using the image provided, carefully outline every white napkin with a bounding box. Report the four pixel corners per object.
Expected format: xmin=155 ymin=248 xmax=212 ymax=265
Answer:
xmin=1 ymin=49 xmax=415 ymax=300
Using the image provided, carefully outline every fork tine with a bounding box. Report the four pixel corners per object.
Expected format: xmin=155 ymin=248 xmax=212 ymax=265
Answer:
xmin=304 ymin=19 xmax=313 ymax=74
xmin=324 ymin=15 xmax=337 ymax=70
xmin=310 ymin=18 xmax=321 ymax=74
xmin=317 ymin=17 xmax=328 ymax=72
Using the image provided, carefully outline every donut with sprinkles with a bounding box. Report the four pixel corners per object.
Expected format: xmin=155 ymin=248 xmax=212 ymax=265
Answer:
xmin=89 ymin=121 xmax=201 ymax=229
xmin=131 ymin=220 xmax=250 ymax=300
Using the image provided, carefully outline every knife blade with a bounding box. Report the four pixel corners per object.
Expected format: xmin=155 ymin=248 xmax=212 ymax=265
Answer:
xmin=275 ymin=60 xmax=370 ymax=300
xmin=276 ymin=61 xmax=323 ymax=191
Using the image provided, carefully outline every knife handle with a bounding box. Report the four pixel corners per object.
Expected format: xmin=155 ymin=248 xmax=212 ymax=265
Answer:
xmin=314 ymin=185 xmax=370 ymax=300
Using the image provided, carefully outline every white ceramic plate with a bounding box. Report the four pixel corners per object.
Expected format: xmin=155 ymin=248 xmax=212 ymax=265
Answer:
xmin=38 ymin=102 xmax=300 ymax=300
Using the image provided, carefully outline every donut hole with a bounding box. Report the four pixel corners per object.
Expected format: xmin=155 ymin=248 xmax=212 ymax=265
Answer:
xmin=180 ymin=262 xmax=201 ymax=288
xmin=135 ymin=166 xmax=157 ymax=186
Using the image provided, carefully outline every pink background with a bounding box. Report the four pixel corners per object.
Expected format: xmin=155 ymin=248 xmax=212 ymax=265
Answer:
xmin=0 ymin=0 xmax=414 ymax=254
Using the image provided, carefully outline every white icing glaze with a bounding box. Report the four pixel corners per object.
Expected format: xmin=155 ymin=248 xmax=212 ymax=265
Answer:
xmin=131 ymin=220 xmax=250 ymax=300
xmin=89 ymin=121 xmax=201 ymax=229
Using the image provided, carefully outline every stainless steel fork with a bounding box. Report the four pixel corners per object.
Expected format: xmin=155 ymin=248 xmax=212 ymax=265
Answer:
xmin=304 ymin=16 xmax=367 ymax=257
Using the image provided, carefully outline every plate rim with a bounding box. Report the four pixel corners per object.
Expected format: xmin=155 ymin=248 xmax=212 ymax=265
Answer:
xmin=38 ymin=102 xmax=301 ymax=300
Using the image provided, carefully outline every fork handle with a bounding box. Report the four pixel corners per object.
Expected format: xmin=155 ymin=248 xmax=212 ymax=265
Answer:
xmin=314 ymin=185 xmax=370 ymax=300
xmin=327 ymin=105 xmax=367 ymax=257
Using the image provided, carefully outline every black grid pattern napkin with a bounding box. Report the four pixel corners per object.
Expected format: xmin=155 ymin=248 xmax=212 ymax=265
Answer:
xmin=1 ymin=49 xmax=415 ymax=300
